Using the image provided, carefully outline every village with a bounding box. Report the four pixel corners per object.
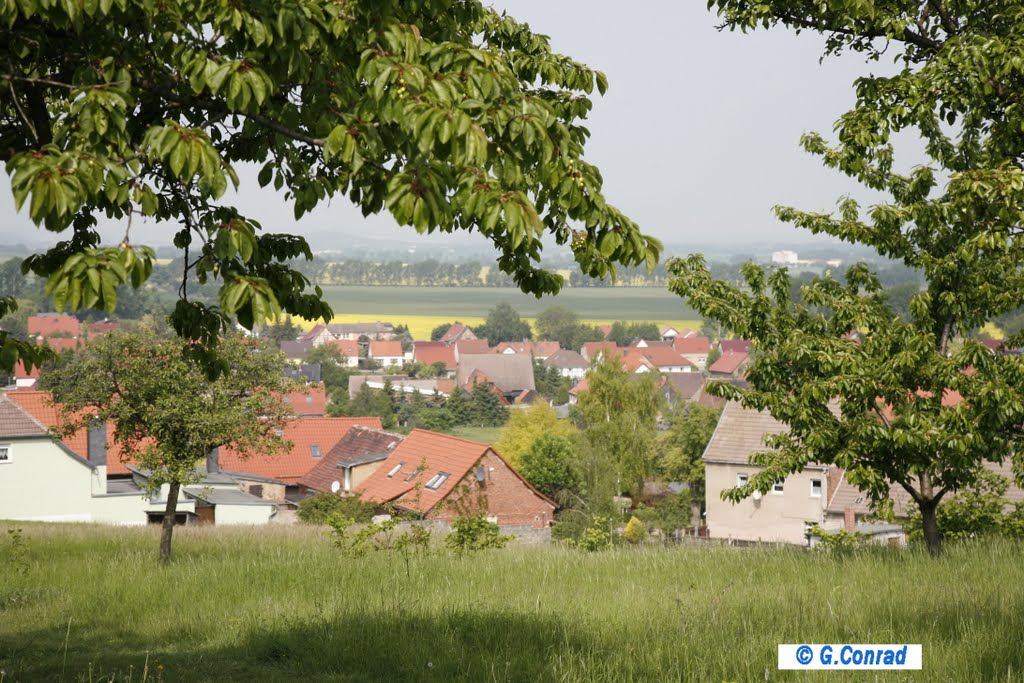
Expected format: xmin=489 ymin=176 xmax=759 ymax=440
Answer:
xmin=7 ymin=311 xmax=1015 ymax=548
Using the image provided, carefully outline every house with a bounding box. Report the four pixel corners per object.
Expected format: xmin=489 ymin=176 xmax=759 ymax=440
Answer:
xmin=327 ymin=322 xmax=396 ymax=341
xmin=660 ymin=326 xmax=680 ymax=341
xmin=283 ymin=364 xmax=322 ymax=385
xmin=631 ymin=339 xmax=673 ymax=348
xmin=453 ymin=338 xmax=490 ymax=361
xmin=658 ymin=373 xmax=706 ymax=407
xmin=357 ymin=429 xmax=556 ymax=528
xmin=27 ymin=313 xmax=80 ymax=339
xmin=720 ymin=339 xmax=752 ymax=355
xmin=325 ymin=339 xmax=361 ymax=366
xmin=298 ymin=324 xmax=333 ymax=346
xmin=580 ymin=341 xmax=621 ymax=363
xmin=702 ymin=402 xmax=831 ymax=545
xmin=300 ymin=426 xmax=404 ymax=495
xmin=279 ymin=339 xmax=313 ymax=363
xmin=279 ymin=384 xmax=328 ymax=416
xmin=708 ymin=351 xmax=749 ymax=377
xmin=369 ymin=340 xmax=404 ymax=367
xmin=413 ymin=342 xmax=457 ymax=373
xmin=216 ymin=416 xmax=384 ymax=485
xmin=41 ymin=337 xmax=79 ymax=353
xmin=455 ymin=354 xmax=536 ymax=399
xmin=348 ymin=375 xmax=454 ymax=399
xmin=544 ymin=349 xmax=588 ymax=381
xmin=596 ymin=324 xmax=613 ymax=339
xmin=11 ymin=360 xmax=40 ymax=389
xmin=567 ymin=377 xmax=589 ymax=405
xmin=493 ymin=341 xmax=560 ymax=359
xmin=624 ymin=346 xmax=695 ymax=374
xmin=438 ymin=323 xmax=478 ymax=345
xmin=0 ymin=394 xmax=187 ymax=525
xmin=87 ymin=320 xmax=119 ymax=337
xmin=673 ymin=336 xmax=712 ymax=369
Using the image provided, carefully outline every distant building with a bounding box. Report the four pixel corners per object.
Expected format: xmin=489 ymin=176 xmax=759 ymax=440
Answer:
xmin=770 ymin=250 xmax=799 ymax=266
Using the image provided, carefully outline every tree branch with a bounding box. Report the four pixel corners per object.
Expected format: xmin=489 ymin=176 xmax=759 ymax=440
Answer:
xmin=926 ymin=0 xmax=959 ymax=37
xmin=720 ymin=12 xmax=942 ymax=51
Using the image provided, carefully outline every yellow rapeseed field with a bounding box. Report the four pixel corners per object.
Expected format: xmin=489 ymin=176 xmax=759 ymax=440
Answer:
xmin=293 ymin=314 xmax=703 ymax=341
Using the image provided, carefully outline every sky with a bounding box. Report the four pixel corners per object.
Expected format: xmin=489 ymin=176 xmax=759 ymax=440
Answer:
xmin=0 ymin=1 xmax=911 ymax=253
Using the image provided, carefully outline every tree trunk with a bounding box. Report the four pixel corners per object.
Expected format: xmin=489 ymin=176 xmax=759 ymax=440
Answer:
xmin=919 ymin=499 xmax=942 ymax=555
xmin=158 ymin=480 xmax=182 ymax=565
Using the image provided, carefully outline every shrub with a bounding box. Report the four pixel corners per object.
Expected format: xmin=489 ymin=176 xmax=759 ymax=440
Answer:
xmin=444 ymin=513 xmax=513 ymax=555
xmin=623 ymin=516 xmax=646 ymax=544
xmin=807 ymin=526 xmax=868 ymax=555
xmin=297 ymin=492 xmax=374 ymax=525
xmin=575 ymin=516 xmax=612 ymax=552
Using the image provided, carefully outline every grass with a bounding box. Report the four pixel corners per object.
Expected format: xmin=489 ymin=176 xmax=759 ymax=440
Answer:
xmin=444 ymin=425 xmax=504 ymax=445
xmin=2 ymin=524 xmax=1023 ymax=682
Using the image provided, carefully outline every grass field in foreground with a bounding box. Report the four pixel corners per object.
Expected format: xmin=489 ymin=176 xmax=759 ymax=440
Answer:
xmin=2 ymin=524 xmax=1023 ymax=682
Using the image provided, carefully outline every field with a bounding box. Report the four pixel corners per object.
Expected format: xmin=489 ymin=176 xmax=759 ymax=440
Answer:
xmin=2 ymin=523 xmax=1023 ymax=682
xmin=303 ymin=285 xmax=702 ymax=340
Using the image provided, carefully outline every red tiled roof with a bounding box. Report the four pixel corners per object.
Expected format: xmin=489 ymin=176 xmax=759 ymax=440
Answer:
xmin=27 ymin=314 xmax=80 ymax=338
xmin=88 ymin=321 xmax=119 ymax=336
xmin=597 ymin=324 xmax=612 ymax=339
xmin=709 ymin=351 xmax=749 ymax=375
xmin=633 ymin=346 xmax=692 ymax=368
xmin=41 ymin=337 xmax=79 ymax=352
xmin=0 ymin=394 xmax=49 ymax=437
xmin=14 ymin=360 xmax=40 ymax=380
xmin=279 ymin=384 xmax=327 ymax=415
xmin=454 ymin=339 xmax=490 ymax=355
xmin=218 ymin=416 xmax=383 ymax=482
xmin=493 ymin=341 xmax=562 ymax=358
xmin=674 ymin=336 xmax=711 ymax=354
xmin=413 ymin=343 xmax=456 ymax=370
xmin=720 ymin=339 xmax=752 ymax=354
xmin=299 ymin=324 xmax=326 ymax=342
xmin=299 ymin=426 xmax=404 ymax=492
xmin=439 ymin=324 xmax=476 ymax=344
xmin=357 ymin=429 xmax=559 ymax=513
xmin=326 ymin=339 xmax=360 ymax=358
xmin=581 ymin=341 xmax=621 ymax=361
xmin=5 ymin=390 xmax=139 ymax=474
xmin=568 ymin=377 xmax=590 ymax=396
xmin=369 ymin=340 xmax=403 ymax=358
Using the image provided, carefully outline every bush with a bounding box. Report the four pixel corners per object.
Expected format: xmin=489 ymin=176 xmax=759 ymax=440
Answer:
xmin=574 ymin=516 xmax=612 ymax=552
xmin=297 ymin=492 xmax=375 ymax=525
xmin=623 ymin=516 xmax=646 ymax=544
xmin=635 ymin=491 xmax=693 ymax=539
xmin=807 ymin=526 xmax=868 ymax=555
xmin=444 ymin=513 xmax=512 ymax=555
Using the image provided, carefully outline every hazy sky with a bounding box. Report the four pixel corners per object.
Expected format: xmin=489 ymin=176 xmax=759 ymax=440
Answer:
xmin=0 ymin=1 xmax=908 ymax=251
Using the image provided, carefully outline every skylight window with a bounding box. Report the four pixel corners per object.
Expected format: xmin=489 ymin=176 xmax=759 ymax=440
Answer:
xmin=310 ymin=445 xmax=321 ymax=458
xmin=425 ymin=472 xmax=450 ymax=490
xmin=387 ymin=463 xmax=403 ymax=478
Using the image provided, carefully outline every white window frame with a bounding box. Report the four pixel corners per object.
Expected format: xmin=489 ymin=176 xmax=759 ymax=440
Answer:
xmin=736 ymin=473 xmax=748 ymax=487
xmin=810 ymin=478 xmax=823 ymax=497
xmin=310 ymin=444 xmax=321 ymax=458
xmin=425 ymin=472 xmax=450 ymax=490
xmin=771 ymin=480 xmax=784 ymax=494
xmin=0 ymin=443 xmax=11 ymax=464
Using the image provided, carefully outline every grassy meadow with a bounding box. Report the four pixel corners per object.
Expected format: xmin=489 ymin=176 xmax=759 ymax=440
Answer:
xmin=2 ymin=523 xmax=1023 ymax=682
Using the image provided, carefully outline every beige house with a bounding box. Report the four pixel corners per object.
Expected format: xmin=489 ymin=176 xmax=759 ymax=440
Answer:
xmin=703 ymin=401 xmax=830 ymax=545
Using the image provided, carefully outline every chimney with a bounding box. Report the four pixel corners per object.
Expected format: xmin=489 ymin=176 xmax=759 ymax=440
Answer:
xmin=843 ymin=506 xmax=857 ymax=532
xmin=87 ymin=421 xmax=107 ymax=467
xmin=207 ymin=447 xmax=220 ymax=474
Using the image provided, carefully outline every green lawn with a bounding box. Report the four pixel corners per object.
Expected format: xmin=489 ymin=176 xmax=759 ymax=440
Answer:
xmin=2 ymin=523 xmax=1022 ymax=682
xmin=318 ymin=285 xmax=699 ymax=321
xmin=444 ymin=425 xmax=504 ymax=444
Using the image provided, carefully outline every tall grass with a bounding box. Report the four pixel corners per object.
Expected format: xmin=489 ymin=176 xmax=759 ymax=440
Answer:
xmin=1 ymin=523 xmax=1022 ymax=682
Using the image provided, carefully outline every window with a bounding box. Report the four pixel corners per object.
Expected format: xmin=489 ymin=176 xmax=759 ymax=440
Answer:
xmin=810 ymin=479 xmax=823 ymax=497
xmin=425 ymin=472 xmax=450 ymax=490
xmin=310 ymin=444 xmax=321 ymax=458
xmin=736 ymin=473 xmax=748 ymax=486
xmin=854 ymin=496 xmax=865 ymax=505
xmin=386 ymin=463 xmax=403 ymax=478
xmin=772 ymin=480 xmax=784 ymax=494
xmin=0 ymin=444 xmax=10 ymax=463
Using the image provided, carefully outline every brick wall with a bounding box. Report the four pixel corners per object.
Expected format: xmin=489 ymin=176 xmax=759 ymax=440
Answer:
xmin=429 ymin=450 xmax=555 ymax=528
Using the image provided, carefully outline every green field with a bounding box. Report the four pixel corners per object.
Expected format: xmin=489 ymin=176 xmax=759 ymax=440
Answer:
xmin=2 ymin=523 xmax=1023 ymax=682
xmin=320 ymin=285 xmax=699 ymax=321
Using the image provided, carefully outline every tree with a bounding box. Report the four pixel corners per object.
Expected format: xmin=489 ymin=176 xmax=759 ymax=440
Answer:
xmin=430 ymin=323 xmax=456 ymax=342
xmin=467 ymin=380 xmax=507 ymax=427
xmin=518 ymin=433 xmax=580 ymax=499
xmin=905 ymin=470 xmax=1024 ymax=544
xmin=659 ymin=403 xmax=721 ymax=517
xmin=493 ymin=402 xmax=578 ymax=467
xmin=575 ymin=358 xmax=662 ymax=501
xmin=476 ymin=302 xmax=532 ymax=344
xmin=535 ymin=306 xmax=602 ymax=351
xmin=40 ymin=332 xmax=292 ymax=563
xmin=672 ymin=1 xmax=1024 ymax=554
xmin=305 ymin=343 xmax=355 ymax=397
xmin=262 ymin=317 xmax=302 ymax=347
xmin=606 ymin=321 xmax=660 ymax=346
xmin=0 ymin=0 xmax=660 ymax=374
